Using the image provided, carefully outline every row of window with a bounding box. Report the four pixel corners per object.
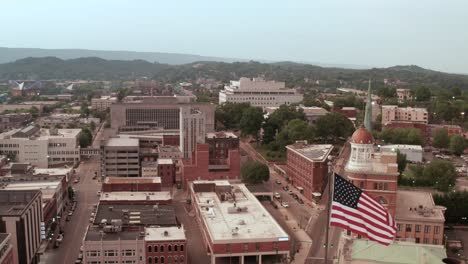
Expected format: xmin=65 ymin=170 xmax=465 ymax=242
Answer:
xmin=87 ymin=249 xmax=136 ymax=257
xmin=0 ymin=144 xmax=19 ymax=148
xmin=148 ymin=255 xmax=185 ymax=263
xmin=397 ymin=224 xmax=440 ymax=234
xmin=87 ymin=261 xmax=135 ymax=264
xmin=48 ymin=150 xmax=79 ymax=155
xmin=148 ymin=244 xmax=184 ymax=253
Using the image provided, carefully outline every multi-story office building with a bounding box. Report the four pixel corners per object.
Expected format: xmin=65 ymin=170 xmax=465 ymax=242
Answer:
xmin=0 ymin=190 xmax=43 ymax=264
xmin=190 ymin=181 xmax=290 ymax=264
xmin=382 ymin=106 xmax=428 ymax=126
xmin=0 ymin=126 xmax=81 ymax=167
xmin=395 ymin=191 xmax=445 ymax=245
xmin=145 ymin=226 xmax=187 ymax=264
xmin=110 ymin=96 xmax=214 ymax=133
xmin=205 ymin=132 xmax=239 ymax=165
xmin=101 ymin=137 xmax=140 ymax=178
xmin=219 ymin=77 xmax=303 ymax=109
xmin=286 ymin=142 xmax=333 ymax=200
xmin=396 ymin=88 xmax=412 ymax=102
xmin=179 ymin=107 xmax=206 ymax=159
xmin=91 ymin=96 xmax=117 ymax=111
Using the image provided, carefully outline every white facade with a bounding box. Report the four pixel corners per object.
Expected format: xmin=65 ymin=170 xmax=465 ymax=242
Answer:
xmin=91 ymin=96 xmax=117 ymax=111
xmin=180 ymin=107 xmax=205 ymax=159
xmin=0 ymin=127 xmax=81 ymax=167
xmin=347 ymin=141 xmax=375 ymax=172
xmin=219 ymin=77 xmax=303 ymax=109
xmin=380 ymin=144 xmax=423 ymax=163
xmin=382 ymin=106 xmax=428 ymax=125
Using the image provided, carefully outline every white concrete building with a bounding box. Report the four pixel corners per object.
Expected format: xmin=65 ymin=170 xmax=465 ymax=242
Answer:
xmin=382 ymin=106 xmax=428 ymax=125
xmin=219 ymin=77 xmax=303 ymax=109
xmin=0 ymin=126 xmax=81 ymax=167
xmin=91 ymin=96 xmax=117 ymax=111
xmin=380 ymin=144 xmax=423 ymax=163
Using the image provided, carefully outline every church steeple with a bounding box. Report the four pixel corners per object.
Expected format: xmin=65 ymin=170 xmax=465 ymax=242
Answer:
xmin=364 ymin=79 xmax=373 ymax=132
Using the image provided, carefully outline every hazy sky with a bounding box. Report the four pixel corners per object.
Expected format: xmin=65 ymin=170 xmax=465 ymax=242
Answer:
xmin=1 ymin=0 xmax=467 ymax=73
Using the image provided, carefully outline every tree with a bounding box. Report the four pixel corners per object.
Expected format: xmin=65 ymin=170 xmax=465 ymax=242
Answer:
xmin=241 ymin=161 xmax=270 ymax=184
xmin=276 ymin=119 xmax=315 ymax=149
xmin=262 ymin=105 xmax=306 ymax=144
xmin=377 ymin=128 xmax=424 ymax=145
xmin=413 ymin=86 xmax=431 ymax=101
xmin=80 ymin=101 xmax=90 ymax=117
xmin=79 ymin=127 xmax=93 ymax=148
xmin=449 ymin=135 xmax=465 ymax=156
xmin=396 ymin=151 xmax=407 ymax=174
xmin=433 ymin=128 xmax=449 ymax=149
xmin=29 ymin=106 xmax=39 ymax=118
xmin=90 ymin=121 xmax=96 ymax=132
xmin=215 ymin=102 xmax=251 ymax=130
xmin=239 ymin=107 xmax=264 ymax=140
xmin=423 ymin=159 xmax=457 ymax=191
xmin=434 ymin=191 xmax=468 ymax=224
xmin=315 ymin=112 xmax=355 ymax=142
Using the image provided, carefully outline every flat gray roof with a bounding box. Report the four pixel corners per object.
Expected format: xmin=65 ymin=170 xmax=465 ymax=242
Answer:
xmin=106 ymin=137 xmax=139 ymax=147
xmin=286 ymin=144 xmax=333 ymax=162
xmin=94 ymin=203 xmax=177 ymax=226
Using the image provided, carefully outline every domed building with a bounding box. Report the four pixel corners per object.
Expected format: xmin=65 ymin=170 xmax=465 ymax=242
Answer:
xmin=345 ymin=126 xmax=399 ymax=215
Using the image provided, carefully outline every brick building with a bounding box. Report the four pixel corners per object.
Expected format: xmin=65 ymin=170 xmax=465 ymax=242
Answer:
xmin=190 ymin=181 xmax=290 ymax=263
xmin=285 ymin=142 xmax=333 ymax=200
xmin=205 ymin=132 xmax=239 ymax=165
xmin=145 ymin=226 xmax=187 ymax=264
xmin=0 ymin=113 xmax=32 ymax=132
xmin=102 ymin=177 xmax=161 ymax=192
xmin=157 ymin=159 xmax=176 ymax=187
xmin=99 ymin=191 xmax=172 ymax=205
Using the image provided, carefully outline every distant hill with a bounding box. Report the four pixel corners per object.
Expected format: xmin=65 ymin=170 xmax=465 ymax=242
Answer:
xmin=0 ymin=57 xmax=467 ymax=91
xmin=0 ymin=47 xmax=243 ymax=65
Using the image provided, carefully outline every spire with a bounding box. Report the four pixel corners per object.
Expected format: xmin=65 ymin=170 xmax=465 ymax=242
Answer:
xmin=364 ymin=79 xmax=373 ymax=132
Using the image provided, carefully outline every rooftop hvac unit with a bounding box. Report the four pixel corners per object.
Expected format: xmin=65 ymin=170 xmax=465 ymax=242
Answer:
xmin=164 ymin=231 xmax=169 ymax=237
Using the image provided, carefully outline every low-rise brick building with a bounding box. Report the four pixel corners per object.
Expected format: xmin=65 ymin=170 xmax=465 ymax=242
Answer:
xmin=145 ymin=226 xmax=187 ymax=264
xmin=102 ymin=177 xmax=161 ymax=192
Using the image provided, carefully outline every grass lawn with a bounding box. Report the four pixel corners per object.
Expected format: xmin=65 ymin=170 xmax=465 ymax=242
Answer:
xmin=254 ymin=144 xmax=286 ymax=163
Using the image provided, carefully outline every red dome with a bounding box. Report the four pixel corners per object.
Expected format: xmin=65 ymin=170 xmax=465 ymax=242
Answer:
xmin=351 ymin=127 xmax=374 ymax=144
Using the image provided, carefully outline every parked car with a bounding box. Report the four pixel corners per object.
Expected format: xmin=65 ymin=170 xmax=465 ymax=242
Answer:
xmin=283 ymin=186 xmax=289 ymax=191
xmin=287 ymin=190 xmax=293 ymax=195
xmin=97 ymin=191 xmax=101 ymax=197
xmin=298 ymin=198 xmax=304 ymax=204
xmin=275 ymin=180 xmax=281 ymax=185
xmin=281 ymin=202 xmax=289 ymax=208
xmin=274 ymin=192 xmax=281 ymax=199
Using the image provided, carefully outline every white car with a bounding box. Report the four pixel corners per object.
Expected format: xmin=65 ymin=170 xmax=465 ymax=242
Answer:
xmin=274 ymin=192 xmax=281 ymax=199
xmin=97 ymin=191 xmax=101 ymax=197
xmin=281 ymin=202 xmax=289 ymax=208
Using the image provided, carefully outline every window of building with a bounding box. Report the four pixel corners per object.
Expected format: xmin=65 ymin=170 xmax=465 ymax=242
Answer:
xmin=180 ymin=256 xmax=185 ymax=263
xmin=154 ymin=245 xmax=158 ymax=252
xmin=434 ymin=239 xmax=439 ymax=245
xmin=104 ymin=261 xmax=118 ymax=264
xmin=155 ymin=257 xmax=159 ymax=263
xmin=122 ymin=249 xmax=135 ymax=256
xmin=405 ymin=224 xmax=412 ymax=232
xmin=243 ymin=244 xmax=249 ymax=252
xmin=168 ymin=244 xmax=172 ymax=252
xmin=86 ymin=250 xmax=100 ymax=257
xmin=174 ymin=255 xmax=178 ymax=263
xmin=374 ymin=183 xmax=378 ymax=189
xmin=384 ymin=183 xmax=388 ymax=190
xmin=148 ymin=246 xmax=152 ymax=252
xmin=161 ymin=257 xmax=165 ymax=263
xmin=160 ymin=245 xmax=165 ymax=252
xmin=424 ymin=225 xmax=431 ymax=234
xmin=434 ymin=226 xmax=440 ymax=234
xmin=423 ymin=238 xmax=429 ymax=244
xmin=397 ymin=224 xmax=401 ymax=232
xmin=148 ymin=257 xmax=153 ymax=264
xmin=415 ymin=225 xmax=421 ymax=233
xmin=174 ymin=244 xmax=178 ymax=252
xmin=180 ymin=244 xmax=184 ymax=251
xmin=415 ymin=238 xmax=420 ymax=243
xmin=104 ymin=250 xmax=117 ymax=257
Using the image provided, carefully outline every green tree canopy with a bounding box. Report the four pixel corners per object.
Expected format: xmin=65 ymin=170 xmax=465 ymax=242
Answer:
xmin=422 ymin=159 xmax=457 ymax=191
xmin=413 ymin=86 xmax=431 ymax=101
xmin=449 ymin=135 xmax=466 ymax=156
xmin=79 ymin=127 xmax=93 ymax=148
xmin=378 ymin=128 xmax=424 ymax=145
xmin=239 ymin=107 xmax=264 ymax=140
xmin=215 ymin=102 xmax=251 ymax=130
xmin=276 ymin=119 xmax=315 ymax=149
xmin=396 ymin=151 xmax=407 ymax=174
xmin=315 ymin=112 xmax=355 ymax=142
xmin=433 ymin=128 xmax=450 ymax=149
xmin=241 ymin=161 xmax=270 ymax=184
xmin=262 ymin=105 xmax=305 ymax=144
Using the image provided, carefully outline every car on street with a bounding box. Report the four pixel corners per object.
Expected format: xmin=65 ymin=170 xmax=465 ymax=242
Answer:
xmin=283 ymin=186 xmax=289 ymax=191
xmin=292 ymin=194 xmax=299 ymax=200
xmin=298 ymin=198 xmax=304 ymax=204
xmin=274 ymin=192 xmax=281 ymax=199
xmin=97 ymin=191 xmax=101 ymax=197
xmin=74 ymin=179 xmax=79 ymax=184
xmin=281 ymin=202 xmax=289 ymax=208
xmin=287 ymin=190 xmax=293 ymax=195
xmin=275 ymin=180 xmax=281 ymax=185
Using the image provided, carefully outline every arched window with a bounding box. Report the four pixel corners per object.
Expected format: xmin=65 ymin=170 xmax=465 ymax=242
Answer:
xmin=161 ymin=256 xmax=165 ymax=263
xmin=148 ymin=257 xmax=153 ymax=264
xmin=180 ymin=255 xmax=185 ymax=263
xmin=168 ymin=244 xmax=172 ymax=252
xmin=160 ymin=245 xmax=165 ymax=252
xmin=168 ymin=256 xmax=172 ymax=263
xmin=174 ymin=255 xmax=178 ymax=262
xmin=148 ymin=246 xmax=152 ymax=252
xmin=180 ymin=244 xmax=184 ymax=251
xmin=155 ymin=257 xmax=159 ymax=263
xmin=174 ymin=244 xmax=178 ymax=251
xmin=154 ymin=244 xmax=158 ymax=252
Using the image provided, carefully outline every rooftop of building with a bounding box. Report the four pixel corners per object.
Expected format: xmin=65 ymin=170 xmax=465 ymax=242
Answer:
xmin=104 ymin=177 xmax=161 ymax=184
xmin=191 ymin=180 xmax=288 ymax=243
xmin=0 ymin=126 xmax=81 ymax=140
xmin=346 ymin=239 xmax=446 ymax=264
xmin=157 ymin=159 xmax=173 ymax=165
xmin=300 ymin=106 xmax=329 ymax=115
xmin=395 ymin=190 xmax=445 ymax=222
xmin=145 ymin=226 xmax=186 ymax=241
xmin=286 ymin=142 xmax=333 ymax=163
xmin=32 ymin=167 xmax=72 ymax=176
xmin=158 ymin=145 xmax=181 ymax=152
xmin=206 ymin=131 xmax=238 ymax=139
xmin=380 ymin=144 xmax=423 ymax=151
xmin=0 ymin=190 xmax=40 ymax=216
xmin=2 ymin=179 xmax=62 ymax=192
xmin=100 ymin=191 xmax=171 ymax=202
xmin=382 ymin=105 xmax=428 ymax=111
xmin=94 ymin=203 xmax=177 ymax=226
xmin=105 ymin=137 xmax=139 ymax=147
xmin=85 ymin=226 xmax=143 ymax=241
xmin=351 ymin=127 xmax=374 ymax=144
xmin=92 ymin=96 xmax=117 ymax=101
